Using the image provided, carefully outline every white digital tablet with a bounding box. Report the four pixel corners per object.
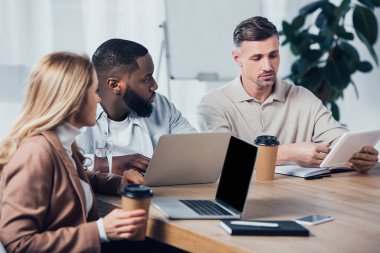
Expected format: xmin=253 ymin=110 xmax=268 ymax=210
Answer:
xmin=320 ymin=129 xmax=380 ymax=168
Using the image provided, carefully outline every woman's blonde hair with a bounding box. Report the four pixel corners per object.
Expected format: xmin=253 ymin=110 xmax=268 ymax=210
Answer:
xmin=0 ymin=52 xmax=94 ymax=174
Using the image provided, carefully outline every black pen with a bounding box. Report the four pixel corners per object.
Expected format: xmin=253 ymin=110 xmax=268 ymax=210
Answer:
xmin=304 ymin=174 xmax=331 ymax=180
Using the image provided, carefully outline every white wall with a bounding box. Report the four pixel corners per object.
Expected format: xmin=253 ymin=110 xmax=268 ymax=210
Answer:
xmin=0 ymin=0 xmax=167 ymax=140
xmin=0 ymin=65 xmax=28 ymax=138
xmin=0 ymin=0 xmax=379 ymax=148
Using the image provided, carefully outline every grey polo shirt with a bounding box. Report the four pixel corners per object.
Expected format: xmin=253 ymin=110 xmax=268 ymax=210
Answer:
xmin=197 ymin=76 xmax=347 ymax=146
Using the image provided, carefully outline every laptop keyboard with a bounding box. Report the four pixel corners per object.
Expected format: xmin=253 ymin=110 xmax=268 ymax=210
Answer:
xmin=180 ymin=200 xmax=232 ymax=216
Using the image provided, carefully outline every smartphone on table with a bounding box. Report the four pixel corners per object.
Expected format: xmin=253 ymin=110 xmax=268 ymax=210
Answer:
xmin=294 ymin=214 xmax=334 ymax=225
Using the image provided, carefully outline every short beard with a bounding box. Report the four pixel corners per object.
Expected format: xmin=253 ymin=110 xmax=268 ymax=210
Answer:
xmin=256 ymin=80 xmax=275 ymax=88
xmin=255 ymin=70 xmax=277 ymax=88
xmin=123 ymin=87 xmax=153 ymax=117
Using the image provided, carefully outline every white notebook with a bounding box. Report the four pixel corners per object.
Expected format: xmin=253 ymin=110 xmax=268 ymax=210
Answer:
xmin=275 ymin=165 xmax=353 ymax=178
xmin=275 ymin=129 xmax=380 ymax=178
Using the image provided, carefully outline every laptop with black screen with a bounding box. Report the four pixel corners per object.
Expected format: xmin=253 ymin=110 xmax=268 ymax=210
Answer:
xmin=152 ymin=136 xmax=258 ymax=219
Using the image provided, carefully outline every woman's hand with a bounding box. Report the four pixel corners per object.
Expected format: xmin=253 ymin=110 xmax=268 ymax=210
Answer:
xmin=103 ymin=208 xmax=147 ymax=240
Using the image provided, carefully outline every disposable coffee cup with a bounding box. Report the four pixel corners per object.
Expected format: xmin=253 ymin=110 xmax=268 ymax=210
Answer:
xmin=121 ymin=184 xmax=153 ymax=241
xmin=254 ymin=135 xmax=280 ymax=181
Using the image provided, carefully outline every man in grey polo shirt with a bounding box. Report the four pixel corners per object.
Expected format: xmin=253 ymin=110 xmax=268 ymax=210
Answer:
xmin=197 ymin=16 xmax=378 ymax=172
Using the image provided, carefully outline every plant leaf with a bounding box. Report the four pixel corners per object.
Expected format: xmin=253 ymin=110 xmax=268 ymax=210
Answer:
xmin=319 ymin=35 xmax=334 ymax=50
xmin=357 ymin=61 xmax=373 ymax=72
xmin=300 ymin=0 xmax=326 ymax=15
xmin=356 ymin=31 xmax=379 ymax=66
xmin=371 ymin=0 xmax=380 ymax=7
xmin=353 ymin=5 xmax=378 ymax=45
xmin=321 ymin=1 xmax=336 ymax=15
xmin=328 ymin=87 xmax=344 ymax=101
xmin=339 ymin=42 xmax=360 ymax=61
xmin=290 ymin=44 xmax=300 ymax=55
xmin=334 ymin=0 xmax=351 ymax=18
xmin=293 ymin=57 xmax=313 ymax=76
xmin=324 ymin=59 xmax=351 ymax=90
xmin=336 ymin=27 xmax=354 ymax=40
xmin=330 ymin=101 xmax=340 ymax=121
xmin=304 ymin=49 xmax=324 ymax=62
xmin=301 ymin=67 xmax=324 ymax=91
xmin=339 ymin=42 xmax=360 ymax=73
xmin=316 ymin=12 xmax=329 ymax=28
xmin=292 ymin=15 xmax=306 ymax=30
xmin=358 ymin=0 xmax=375 ymax=9
xmin=297 ymin=35 xmax=312 ymax=54
xmin=281 ymin=21 xmax=296 ymax=43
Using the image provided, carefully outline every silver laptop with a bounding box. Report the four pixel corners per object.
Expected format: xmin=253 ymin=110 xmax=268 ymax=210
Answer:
xmin=152 ymin=136 xmax=258 ymax=219
xmin=144 ymin=133 xmax=232 ymax=186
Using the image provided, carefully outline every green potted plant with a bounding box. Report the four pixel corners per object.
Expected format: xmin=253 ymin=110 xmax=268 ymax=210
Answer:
xmin=281 ymin=0 xmax=379 ymax=120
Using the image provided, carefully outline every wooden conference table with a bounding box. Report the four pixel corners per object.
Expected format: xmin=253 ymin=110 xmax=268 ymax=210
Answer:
xmin=96 ymin=167 xmax=380 ymax=253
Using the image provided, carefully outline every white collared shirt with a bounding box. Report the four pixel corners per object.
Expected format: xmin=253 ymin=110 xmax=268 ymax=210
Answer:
xmin=77 ymin=92 xmax=196 ymax=157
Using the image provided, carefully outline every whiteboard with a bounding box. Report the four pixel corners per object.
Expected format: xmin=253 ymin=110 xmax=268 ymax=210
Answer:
xmin=165 ymin=0 xmax=262 ymax=80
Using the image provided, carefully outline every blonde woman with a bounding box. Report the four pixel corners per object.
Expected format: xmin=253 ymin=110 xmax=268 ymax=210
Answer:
xmin=0 ymin=52 xmax=147 ymax=252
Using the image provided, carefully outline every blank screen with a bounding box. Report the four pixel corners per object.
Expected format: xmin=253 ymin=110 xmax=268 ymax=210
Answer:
xmin=216 ymin=136 xmax=257 ymax=212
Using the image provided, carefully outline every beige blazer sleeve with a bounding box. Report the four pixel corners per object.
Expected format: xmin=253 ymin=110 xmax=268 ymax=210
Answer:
xmin=0 ymin=136 xmax=101 ymax=253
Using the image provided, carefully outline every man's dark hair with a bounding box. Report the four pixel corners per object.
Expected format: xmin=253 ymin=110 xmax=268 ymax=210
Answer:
xmin=233 ymin=16 xmax=278 ymax=47
xmin=92 ymin=39 xmax=148 ymax=81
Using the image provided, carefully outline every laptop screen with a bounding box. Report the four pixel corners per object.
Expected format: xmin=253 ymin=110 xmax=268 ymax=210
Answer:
xmin=215 ymin=136 xmax=257 ymax=212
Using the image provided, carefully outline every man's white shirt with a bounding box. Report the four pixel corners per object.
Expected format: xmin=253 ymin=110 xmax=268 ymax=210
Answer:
xmin=77 ymin=92 xmax=196 ymax=159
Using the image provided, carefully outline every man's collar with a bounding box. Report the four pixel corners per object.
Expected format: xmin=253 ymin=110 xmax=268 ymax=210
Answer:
xmin=96 ymin=103 xmax=145 ymax=128
xmin=96 ymin=104 xmax=134 ymax=120
xmin=270 ymin=78 xmax=286 ymax=102
xmin=228 ymin=76 xmax=253 ymax=102
xmin=230 ymin=76 xmax=285 ymax=103
xmin=96 ymin=104 xmax=105 ymax=120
